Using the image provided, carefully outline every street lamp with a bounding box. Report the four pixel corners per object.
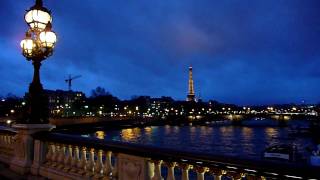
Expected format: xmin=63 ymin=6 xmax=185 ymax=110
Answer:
xmin=20 ymin=0 xmax=57 ymax=123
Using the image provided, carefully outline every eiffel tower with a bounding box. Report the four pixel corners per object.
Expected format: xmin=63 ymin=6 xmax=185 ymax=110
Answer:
xmin=186 ymin=66 xmax=195 ymax=102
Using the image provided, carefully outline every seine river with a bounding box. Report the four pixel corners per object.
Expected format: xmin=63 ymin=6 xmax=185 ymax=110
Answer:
xmin=87 ymin=119 xmax=315 ymax=162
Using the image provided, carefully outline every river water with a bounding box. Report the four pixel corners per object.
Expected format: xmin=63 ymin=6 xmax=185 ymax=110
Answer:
xmin=86 ymin=119 xmax=316 ymax=162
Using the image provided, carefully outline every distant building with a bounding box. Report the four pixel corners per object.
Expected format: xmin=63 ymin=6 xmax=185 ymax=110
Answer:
xmin=44 ymin=89 xmax=86 ymax=116
xmin=149 ymin=96 xmax=174 ymax=117
xmin=187 ymin=66 xmax=196 ymax=102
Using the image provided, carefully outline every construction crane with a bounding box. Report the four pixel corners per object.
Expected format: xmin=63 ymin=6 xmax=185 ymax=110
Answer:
xmin=65 ymin=75 xmax=81 ymax=91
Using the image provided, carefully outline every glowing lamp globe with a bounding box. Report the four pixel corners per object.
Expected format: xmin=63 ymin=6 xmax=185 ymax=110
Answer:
xmin=24 ymin=0 xmax=52 ymax=30
xmin=40 ymin=31 xmax=57 ymax=48
xmin=20 ymin=35 xmax=35 ymax=58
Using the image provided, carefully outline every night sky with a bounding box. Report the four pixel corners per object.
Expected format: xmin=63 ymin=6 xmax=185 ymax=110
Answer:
xmin=1 ymin=0 xmax=320 ymax=105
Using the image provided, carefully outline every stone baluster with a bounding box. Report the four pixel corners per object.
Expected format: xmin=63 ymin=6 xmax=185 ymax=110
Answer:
xmin=7 ymin=135 xmax=11 ymax=148
xmin=63 ymin=145 xmax=73 ymax=172
xmin=147 ymin=160 xmax=155 ymax=180
xmin=2 ymin=135 xmax=5 ymax=146
xmin=4 ymin=135 xmax=7 ymax=144
xmin=111 ymin=153 xmax=118 ymax=179
xmin=45 ymin=142 xmax=54 ymax=166
xmin=3 ymin=135 xmax=7 ymax=148
xmin=0 ymin=135 xmax=3 ymax=153
xmin=70 ymin=146 xmax=80 ymax=173
xmin=195 ymin=166 xmax=208 ymax=180
xmin=94 ymin=149 xmax=104 ymax=178
xmin=11 ymin=136 xmax=15 ymax=146
xmin=5 ymin=135 xmax=10 ymax=152
xmin=226 ymin=171 xmax=245 ymax=180
xmin=259 ymin=176 xmax=267 ymax=180
xmin=8 ymin=136 xmax=13 ymax=150
xmin=1 ymin=135 xmax=6 ymax=153
xmin=209 ymin=168 xmax=226 ymax=180
xmin=10 ymin=135 xmax=13 ymax=145
xmin=4 ymin=135 xmax=8 ymax=152
xmin=3 ymin=135 xmax=7 ymax=145
xmin=10 ymin=136 xmax=14 ymax=145
xmin=104 ymin=151 xmax=113 ymax=177
xmin=4 ymin=135 xmax=8 ymax=145
xmin=77 ymin=147 xmax=88 ymax=175
xmin=3 ymin=135 xmax=6 ymax=142
xmin=2 ymin=135 xmax=6 ymax=150
xmin=57 ymin=144 xmax=66 ymax=169
xmin=151 ymin=160 xmax=163 ymax=180
xmin=85 ymin=148 xmax=96 ymax=177
xmin=9 ymin=136 xmax=14 ymax=150
xmin=51 ymin=144 xmax=60 ymax=167
xmin=5 ymin=136 xmax=8 ymax=150
xmin=0 ymin=135 xmax=3 ymax=147
xmin=7 ymin=135 xmax=11 ymax=145
xmin=1 ymin=135 xmax=5 ymax=145
xmin=2 ymin=134 xmax=6 ymax=143
xmin=9 ymin=135 xmax=12 ymax=144
xmin=165 ymin=162 xmax=176 ymax=180
xmin=4 ymin=135 xmax=7 ymax=145
xmin=180 ymin=163 xmax=192 ymax=180
xmin=3 ymin=135 xmax=7 ymax=151
xmin=2 ymin=135 xmax=6 ymax=149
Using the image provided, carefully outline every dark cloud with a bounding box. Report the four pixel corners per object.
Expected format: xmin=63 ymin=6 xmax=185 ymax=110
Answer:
xmin=1 ymin=0 xmax=320 ymax=105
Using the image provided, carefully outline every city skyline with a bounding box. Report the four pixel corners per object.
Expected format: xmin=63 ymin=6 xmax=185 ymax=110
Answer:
xmin=1 ymin=0 xmax=320 ymax=105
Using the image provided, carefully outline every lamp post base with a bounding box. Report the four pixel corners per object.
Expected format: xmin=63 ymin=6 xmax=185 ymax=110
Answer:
xmin=25 ymin=82 xmax=49 ymax=124
xmin=10 ymin=124 xmax=55 ymax=175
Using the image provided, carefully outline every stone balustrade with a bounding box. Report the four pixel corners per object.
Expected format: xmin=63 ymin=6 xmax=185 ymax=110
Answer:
xmin=29 ymin=132 xmax=320 ymax=180
xmin=35 ymin=141 xmax=152 ymax=180
xmin=0 ymin=128 xmax=319 ymax=179
xmin=0 ymin=130 xmax=16 ymax=164
xmin=37 ymin=143 xmax=115 ymax=179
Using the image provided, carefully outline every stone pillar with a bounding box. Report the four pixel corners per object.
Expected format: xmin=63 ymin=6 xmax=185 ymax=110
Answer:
xmin=30 ymin=139 xmax=46 ymax=175
xmin=10 ymin=124 xmax=55 ymax=175
xmin=117 ymin=153 xmax=151 ymax=180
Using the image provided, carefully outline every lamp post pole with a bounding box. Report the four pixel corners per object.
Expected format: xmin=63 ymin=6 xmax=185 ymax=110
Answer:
xmin=28 ymin=60 xmax=47 ymax=123
xmin=20 ymin=0 xmax=57 ymax=123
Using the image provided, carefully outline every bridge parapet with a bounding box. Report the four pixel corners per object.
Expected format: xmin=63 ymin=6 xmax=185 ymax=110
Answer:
xmin=0 ymin=126 xmax=319 ymax=179
xmin=25 ymin=132 xmax=319 ymax=180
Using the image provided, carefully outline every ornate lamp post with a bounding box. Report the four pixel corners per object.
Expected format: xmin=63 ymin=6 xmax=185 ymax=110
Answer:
xmin=9 ymin=0 xmax=57 ymax=174
xmin=20 ymin=0 xmax=57 ymax=123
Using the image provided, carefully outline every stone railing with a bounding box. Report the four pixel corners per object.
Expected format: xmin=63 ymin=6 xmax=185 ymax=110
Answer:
xmin=30 ymin=132 xmax=320 ymax=180
xmin=0 ymin=129 xmax=16 ymax=164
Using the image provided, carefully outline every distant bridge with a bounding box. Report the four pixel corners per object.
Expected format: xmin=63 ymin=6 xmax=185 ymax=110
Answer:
xmin=184 ymin=113 xmax=319 ymax=126
xmin=0 ymin=113 xmax=318 ymax=129
xmin=221 ymin=113 xmax=318 ymax=121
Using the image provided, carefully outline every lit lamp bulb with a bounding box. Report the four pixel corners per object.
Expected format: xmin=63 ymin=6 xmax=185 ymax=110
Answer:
xmin=40 ymin=22 xmax=57 ymax=48
xmin=24 ymin=0 xmax=52 ymax=30
xmin=40 ymin=31 xmax=56 ymax=48
xmin=20 ymin=32 xmax=34 ymax=57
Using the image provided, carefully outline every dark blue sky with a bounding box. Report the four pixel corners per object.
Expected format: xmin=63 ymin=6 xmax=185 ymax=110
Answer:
xmin=1 ymin=0 xmax=320 ymax=105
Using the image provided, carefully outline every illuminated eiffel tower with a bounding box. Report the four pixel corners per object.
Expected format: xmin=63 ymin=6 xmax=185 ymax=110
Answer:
xmin=186 ymin=66 xmax=195 ymax=102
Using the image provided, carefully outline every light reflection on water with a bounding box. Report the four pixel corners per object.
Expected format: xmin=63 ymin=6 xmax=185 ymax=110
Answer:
xmin=95 ymin=131 xmax=105 ymax=140
xmin=265 ymin=127 xmax=279 ymax=138
xmin=92 ymin=120 xmax=314 ymax=161
xmin=120 ymin=128 xmax=141 ymax=141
